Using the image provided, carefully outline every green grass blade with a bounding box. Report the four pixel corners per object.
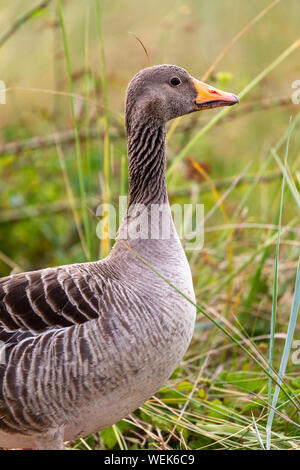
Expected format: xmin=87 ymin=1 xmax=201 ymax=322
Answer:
xmin=251 ymin=413 xmax=265 ymax=450
xmin=57 ymin=0 xmax=91 ymax=260
xmin=272 ymin=150 xmax=300 ymax=211
xmin=94 ymin=0 xmax=110 ymax=132
xmin=267 ymin=263 xmax=300 ymax=442
xmin=94 ymin=0 xmax=112 ymax=258
xmin=266 ymin=256 xmax=300 ymax=449
xmin=120 ymin=154 xmax=128 ymax=197
xmin=266 ymin=119 xmax=292 ymax=449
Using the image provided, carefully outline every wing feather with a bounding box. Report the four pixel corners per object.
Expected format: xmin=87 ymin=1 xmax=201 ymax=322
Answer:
xmin=0 ymin=264 xmax=104 ymax=333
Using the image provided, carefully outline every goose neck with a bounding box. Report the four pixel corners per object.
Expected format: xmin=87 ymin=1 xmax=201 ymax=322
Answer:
xmin=127 ymin=121 xmax=168 ymax=206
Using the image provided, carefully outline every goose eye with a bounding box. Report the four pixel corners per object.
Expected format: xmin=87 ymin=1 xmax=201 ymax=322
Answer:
xmin=170 ymin=77 xmax=181 ymax=86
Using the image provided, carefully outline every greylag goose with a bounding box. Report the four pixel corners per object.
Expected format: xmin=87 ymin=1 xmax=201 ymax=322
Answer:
xmin=0 ymin=65 xmax=238 ymax=450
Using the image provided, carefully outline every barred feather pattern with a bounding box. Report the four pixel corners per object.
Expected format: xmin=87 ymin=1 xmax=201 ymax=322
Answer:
xmin=0 ymin=235 xmax=195 ymax=448
xmin=0 ymin=66 xmax=197 ymax=449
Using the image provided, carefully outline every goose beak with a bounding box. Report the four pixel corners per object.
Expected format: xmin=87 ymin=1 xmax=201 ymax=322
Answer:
xmin=192 ymin=78 xmax=239 ymax=110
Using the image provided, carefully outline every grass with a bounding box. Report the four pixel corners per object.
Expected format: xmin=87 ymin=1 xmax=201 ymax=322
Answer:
xmin=57 ymin=0 xmax=92 ymax=260
xmin=0 ymin=0 xmax=300 ymax=451
xmin=266 ymin=118 xmax=292 ymax=448
xmin=94 ymin=0 xmax=112 ymax=258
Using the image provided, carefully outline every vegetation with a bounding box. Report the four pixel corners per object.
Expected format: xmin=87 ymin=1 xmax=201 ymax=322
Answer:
xmin=0 ymin=0 xmax=300 ymax=450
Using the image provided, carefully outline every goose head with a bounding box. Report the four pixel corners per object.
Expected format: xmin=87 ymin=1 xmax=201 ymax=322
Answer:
xmin=125 ymin=64 xmax=239 ymax=131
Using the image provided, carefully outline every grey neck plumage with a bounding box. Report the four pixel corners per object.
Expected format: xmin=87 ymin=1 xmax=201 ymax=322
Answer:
xmin=112 ymin=110 xmax=176 ymax=250
xmin=127 ymin=119 xmax=168 ymax=206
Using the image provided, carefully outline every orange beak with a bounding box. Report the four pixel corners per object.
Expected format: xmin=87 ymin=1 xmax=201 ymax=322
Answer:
xmin=192 ymin=78 xmax=239 ymax=110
